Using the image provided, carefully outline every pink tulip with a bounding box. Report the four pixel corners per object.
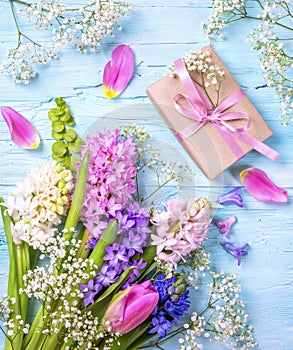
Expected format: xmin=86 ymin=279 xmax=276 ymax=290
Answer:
xmin=240 ymin=168 xmax=288 ymax=203
xmin=1 ymin=106 xmax=40 ymax=149
xmin=103 ymin=44 xmax=135 ymax=98
xmin=103 ymin=280 xmax=159 ymax=334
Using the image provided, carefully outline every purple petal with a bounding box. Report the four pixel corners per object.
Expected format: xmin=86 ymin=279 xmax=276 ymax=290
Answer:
xmin=215 ymin=216 xmax=237 ymax=238
xmin=217 ymin=187 xmax=243 ymax=207
xmin=1 ymin=106 xmax=40 ymax=149
xmin=220 ymin=242 xmax=249 ymax=265
xmin=103 ymin=44 xmax=135 ymax=98
xmin=240 ymin=168 xmax=288 ymax=204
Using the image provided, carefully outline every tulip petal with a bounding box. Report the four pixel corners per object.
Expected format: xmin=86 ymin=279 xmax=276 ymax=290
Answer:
xmin=240 ymin=168 xmax=288 ymax=204
xmin=103 ymin=44 xmax=135 ymax=98
xmin=1 ymin=106 xmax=40 ymax=149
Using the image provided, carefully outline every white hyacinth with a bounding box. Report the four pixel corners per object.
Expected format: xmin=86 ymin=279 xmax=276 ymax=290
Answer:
xmin=7 ymin=161 xmax=74 ymax=248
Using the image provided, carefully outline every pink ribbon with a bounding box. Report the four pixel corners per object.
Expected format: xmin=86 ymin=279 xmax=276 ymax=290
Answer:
xmin=173 ymin=58 xmax=279 ymax=162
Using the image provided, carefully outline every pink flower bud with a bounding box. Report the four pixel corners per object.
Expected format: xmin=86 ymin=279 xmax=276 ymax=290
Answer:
xmin=1 ymin=106 xmax=40 ymax=149
xmin=103 ymin=280 xmax=159 ymax=334
xmin=240 ymin=168 xmax=288 ymax=204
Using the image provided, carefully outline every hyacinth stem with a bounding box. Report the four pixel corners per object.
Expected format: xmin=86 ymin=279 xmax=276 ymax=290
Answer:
xmin=1 ymin=198 xmax=29 ymax=350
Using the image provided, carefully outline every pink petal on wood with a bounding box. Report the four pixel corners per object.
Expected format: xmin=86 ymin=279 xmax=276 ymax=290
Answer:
xmin=103 ymin=44 xmax=135 ymax=98
xmin=1 ymin=106 xmax=40 ymax=149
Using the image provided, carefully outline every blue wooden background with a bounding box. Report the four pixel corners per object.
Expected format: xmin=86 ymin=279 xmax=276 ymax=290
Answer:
xmin=0 ymin=1 xmax=292 ymax=349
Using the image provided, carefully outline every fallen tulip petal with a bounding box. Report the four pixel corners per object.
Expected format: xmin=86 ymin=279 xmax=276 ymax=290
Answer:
xmin=1 ymin=106 xmax=40 ymax=149
xmin=240 ymin=168 xmax=288 ymax=204
xmin=103 ymin=44 xmax=135 ymax=98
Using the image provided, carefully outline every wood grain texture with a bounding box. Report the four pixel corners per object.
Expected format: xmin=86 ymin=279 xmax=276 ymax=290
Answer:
xmin=0 ymin=0 xmax=292 ymax=349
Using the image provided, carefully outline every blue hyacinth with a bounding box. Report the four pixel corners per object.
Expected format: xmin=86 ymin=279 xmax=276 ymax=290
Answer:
xmin=149 ymin=274 xmax=190 ymax=338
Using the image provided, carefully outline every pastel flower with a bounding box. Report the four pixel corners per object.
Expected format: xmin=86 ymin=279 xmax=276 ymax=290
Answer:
xmin=103 ymin=44 xmax=135 ymax=98
xmin=217 ymin=187 xmax=243 ymax=207
xmin=76 ymin=129 xmax=138 ymax=237
xmin=1 ymin=106 xmax=40 ymax=149
xmin=103 ymin=280 xmax=159 ymax=334
xmin=151 ymin=197 xmax=212 ymax=266
xmin=7 ymin=161 xmax=73 ymax=247
xmin=240 ymin=168 xmax=288 ymax=204
xmin=215 ymin=216 xmax=237 ymax=238
xmin=220 ymin=242 xmax=249 ymax=266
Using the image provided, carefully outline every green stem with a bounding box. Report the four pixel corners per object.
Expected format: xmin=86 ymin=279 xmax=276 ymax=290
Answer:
xmin=142 ymin=178 xmax=174 ymax=203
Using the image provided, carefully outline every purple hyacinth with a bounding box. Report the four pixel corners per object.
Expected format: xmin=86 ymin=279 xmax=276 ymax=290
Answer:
xmin=217 ymin=187 xmax=244 ymax=207
xmin=215 ymin=215 xmax=237 ymax=238
xmin=149 ymin=274 xmax=190 ymax=338
xmin=80 ymin=202 xmax=152 ymax=307
xmin=78 ymin=279 xmax=103 ymax=308
xmin=220 ymin=242 xmax=249 ymax=266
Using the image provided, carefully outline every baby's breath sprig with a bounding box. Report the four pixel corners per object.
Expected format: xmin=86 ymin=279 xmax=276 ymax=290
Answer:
xmin=136 ymin=144 xmax=195 ymax=204
xmin=48 ymin=97 xmax=83 ymax=171
xmin=202 ymin=0 xmax=293 ymax=125
xmin=0 ymin=0 xmax=131 ymax=84
xmin=171 ymin=50 xmax=225 ymax=109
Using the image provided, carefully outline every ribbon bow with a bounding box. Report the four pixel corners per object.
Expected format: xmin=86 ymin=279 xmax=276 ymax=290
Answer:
xmin=173 ymin=58 xmax=279 ymax=162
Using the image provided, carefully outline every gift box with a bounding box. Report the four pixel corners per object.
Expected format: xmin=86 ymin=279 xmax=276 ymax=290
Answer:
xmin=146 ymin=45 xmax=279 ymax=180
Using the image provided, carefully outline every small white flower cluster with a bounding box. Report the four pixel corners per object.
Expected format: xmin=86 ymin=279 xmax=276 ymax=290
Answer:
xmin=202 ymin=0 xmax=292 ymax=125
xmin=20 ymin=237 xmax=116 ymax=348
xmin=0 ymin=295 xmax=30 ymax=339
xmin=181 ymin=248 xmax=211 ymax=289
xmin=1 ymin=0 xmax=131 ymax=83
xmin=136 ymin=143 xmax=195 ymax=204
xmin=183 ymin=50 xmax=225 ymax=91
xmin=120 ymin=124 xmax=151 ymax=147
xmin=178 ymin=271 xmax=256 ymax=349
xmin=7 ymin=161 xmax=74 ymax=249
xmin=202 ymin=0 xmax=247 ymax=38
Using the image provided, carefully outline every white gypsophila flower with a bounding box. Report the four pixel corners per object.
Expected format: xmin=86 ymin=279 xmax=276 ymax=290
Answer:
xmin=7 ymin=161 xmax=74 ymax=248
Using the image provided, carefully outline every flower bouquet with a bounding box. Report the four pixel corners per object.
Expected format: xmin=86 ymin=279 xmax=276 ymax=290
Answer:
xmin=0 ymin=101 xmax=257 ymax=350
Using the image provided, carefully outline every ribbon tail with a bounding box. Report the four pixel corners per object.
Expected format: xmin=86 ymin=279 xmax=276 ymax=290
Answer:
xmin=236 ymin=132 xmax=280 ymax=162
xmin=215 ymin=127 xmax=245 ymax=159
xmin=175 ymin=121 xmax=203 ymax=143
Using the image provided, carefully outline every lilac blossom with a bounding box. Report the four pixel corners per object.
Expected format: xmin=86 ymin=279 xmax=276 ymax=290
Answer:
xmin=76 ymin=129 xmax=138 ymax=237
xmin=215 ymin=216 xmax=237 ymax=238
xmin=220 ymin=242 xmax=249 ymax=266
xmin=217 ymin=187 xmax=244 ymax=207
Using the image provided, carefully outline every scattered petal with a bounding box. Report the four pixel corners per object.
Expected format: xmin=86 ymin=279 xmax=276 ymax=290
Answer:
xmin=103 ymin=44 xmax=135 ymax=98
xmin=240 ymin=168 xmax=288 ymax=204
xmin=217 ymin=187 xmax=243 ymax=207
xmin=1 ymin=106 xmax=40 ymax=149
xmin=215 ymin=216 xmax=237 ymax=238
xmin=220 ymin=242 xmax=249 ymax=266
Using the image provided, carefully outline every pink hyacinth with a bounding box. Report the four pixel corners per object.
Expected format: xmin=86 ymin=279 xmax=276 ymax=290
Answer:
xmin=76 ymin=129 xmax=138 ymax=236
xmin=151 ymin=197 xmax=212 ymax=266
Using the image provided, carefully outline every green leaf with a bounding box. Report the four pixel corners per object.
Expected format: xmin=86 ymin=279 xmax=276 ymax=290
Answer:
xmin=60 ymin=107 xmax=72 ymax=122
xmin=63 ymin=150 xmax=90 ymax=236
xmin=52 ymin=121 xmax=65 ymax=133
xmin=52 ymin=141 xmax=68 ymax=157
xmin=55 ymin=97 xmax=66 ymax=108
xmin=63 ymin=128 xmax=77 ymax=142
xmin=68 ymin=136 xmax=83 ymax=153
xmin=62 ymin=155 xmax=72 ymax=169
xmin=64 ymin=116 xmax=75 ymax=126
xmin=69 ymin=155 xmax=79 ymax=172
xmin=52 ymin=130 xmax=64 ymax=140
xmin=48 ymin=109 xmax=60 ymax=121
